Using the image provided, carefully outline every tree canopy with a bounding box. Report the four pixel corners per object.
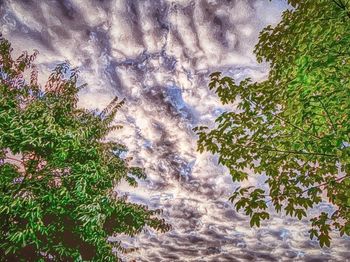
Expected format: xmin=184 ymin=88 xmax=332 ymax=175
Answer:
xmin=0 ymin=37 xmax=170 ymax=261
xmin=195 ymin=0 xmax=350 ymax=247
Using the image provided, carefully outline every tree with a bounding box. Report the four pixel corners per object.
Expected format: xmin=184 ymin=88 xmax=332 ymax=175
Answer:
xmin=0 ymin=37 xmax=170 ymax=261
xmin=194 ymin=0 xmax=350 ymax=247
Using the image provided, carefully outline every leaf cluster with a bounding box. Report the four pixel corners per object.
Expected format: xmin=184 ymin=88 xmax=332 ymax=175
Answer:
xmin=0 ymin=37 xmax=170 ymax=261
xmin=194 ymin=0 xmax=350 ymax=247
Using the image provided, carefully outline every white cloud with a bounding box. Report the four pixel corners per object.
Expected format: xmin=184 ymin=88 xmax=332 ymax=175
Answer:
xmin=1 ymin=0 xmax=348 ymax=260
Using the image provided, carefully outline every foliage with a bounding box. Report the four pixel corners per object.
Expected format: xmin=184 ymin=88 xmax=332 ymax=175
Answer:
xmin=194 ymin=0 xmax=350 ymax=247
xmin=0 ymin=37 xmax=170 ymax=261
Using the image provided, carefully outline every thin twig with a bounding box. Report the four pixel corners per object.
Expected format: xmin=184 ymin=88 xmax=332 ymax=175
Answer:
xmin=238 ymin=141 xmax=337 ymax=158
xmin=244 ymin=92 xmax=323 ymax=141
xmin=266 ymin=175 xmax=349 ymax=203
xmin=316 ymin=96 xmax=337 ymax=133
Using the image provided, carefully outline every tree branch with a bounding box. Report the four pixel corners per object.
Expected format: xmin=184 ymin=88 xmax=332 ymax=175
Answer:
xmin=239 ymin=141 xmax=337 ymax=158
xmin=332 ymin=0 xmax=345 ymax=9
xmin=332 ymin=0 xmax=350 ymax=18
xmin=273 ymin=114 xmax=322 ymax=140
xmin=315 ymin=96 xmax=337 ymax=133
xmin=256 ymin=147 xmax=337 ymax=158
xmin=266 ymin=175 xmax=349 ymax=203
xmin=244 ymin=93 xmax=323 ymax=141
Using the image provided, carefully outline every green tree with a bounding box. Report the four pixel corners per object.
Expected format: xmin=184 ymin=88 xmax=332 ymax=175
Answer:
xmin=195 ymin=0 xmax=350 ymax=247
xmin=0 ymin=37 xmax=170 ymax=261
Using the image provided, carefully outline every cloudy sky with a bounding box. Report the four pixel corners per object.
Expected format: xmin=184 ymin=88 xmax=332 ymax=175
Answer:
xmin=1 ymin=0 xmax=349 ymax=261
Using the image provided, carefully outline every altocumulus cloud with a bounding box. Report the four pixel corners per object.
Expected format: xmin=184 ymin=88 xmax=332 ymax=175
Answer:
xmin=1 ymin=0 xmax=349 ymax=261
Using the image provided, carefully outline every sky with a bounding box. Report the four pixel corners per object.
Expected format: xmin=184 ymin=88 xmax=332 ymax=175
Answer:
xmin=1 ymin=0 xmax=350 ymax=261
